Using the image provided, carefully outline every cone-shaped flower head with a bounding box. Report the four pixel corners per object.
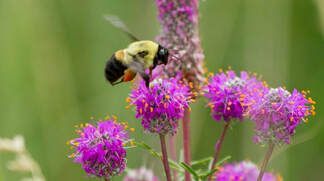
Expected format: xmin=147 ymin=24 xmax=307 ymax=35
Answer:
xmin=203 ymin=70 xmax=267 ymax=122
xmin=123 ymin=167 xmax=159 ymax=181
xmin=69 ymin=119 xmax=129 ymax=179
xmin=214 ymin=161 xmax=280 ymax=181
xmin=128 ymin=78 xmax=191 ymax=135
xmin=155 ymin=0 xmax=205 ymax=91
xmin=249 ymin=87 xmax=316 ymax=144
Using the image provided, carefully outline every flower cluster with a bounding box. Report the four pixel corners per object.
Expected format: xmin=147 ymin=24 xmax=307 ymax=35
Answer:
xmin=123 ymin=167 xmax=159 ymax=181
xmin=128 ymin=78 xmax=191 ymax=135
xmin=69 ymin=119 xmax=129 ymax=179
xmin=249 ymin=87 xmax=315 ymax=144
xmin=214 ymin=161 xmax=280 ymax=181
xmin=203 ymin=70 xmax=267 ymax=122
xmin=155 ymin=0 xmax=205 ymax=91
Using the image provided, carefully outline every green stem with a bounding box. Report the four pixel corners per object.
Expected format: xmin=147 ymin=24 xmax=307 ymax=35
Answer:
xmin=257 ymin=142 xmax=275 ymax=181
xmin=160 ymin=134 xmax=172 ymax=181
xmin=208 ymin=121 xmax=230 ymax=181
xmin=169 ymin=135 xmax=178 ymax=180
xmin=183 ymin=108 xmax=191 ymax=181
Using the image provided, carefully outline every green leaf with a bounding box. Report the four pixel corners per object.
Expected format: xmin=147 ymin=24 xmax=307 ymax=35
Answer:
xmin=200 ymin=156 xmax=231 ymax=179
xmin=179 ymin=162 xmax=199 ymax=180
xmin=215 ymin=156 xmax=231 ymax=167
xmin=199 ymin=168 xmax=218 ymax=179
xmin=191 ymin=157 xmax=213 ymax=167
xmin=133 ymin=141 xmax=183 ymax=172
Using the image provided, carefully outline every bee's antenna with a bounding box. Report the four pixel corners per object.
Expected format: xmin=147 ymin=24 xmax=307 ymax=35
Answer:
xmin=104 ymin=15 xmax=140 ymax=42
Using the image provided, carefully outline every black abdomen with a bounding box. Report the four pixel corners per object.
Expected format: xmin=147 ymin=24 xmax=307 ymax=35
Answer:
xmin=105 ymin=54 xmax=127 ymax=84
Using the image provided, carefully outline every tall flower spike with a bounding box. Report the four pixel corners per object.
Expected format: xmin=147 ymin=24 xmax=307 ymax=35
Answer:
xmin=155 ymin=0 xmax=205 ymax=91
xmin=123 ymin=167 xmax=159 ymax=181
xmin=203 ymin=70 xmax=267 ymax=122
xmin=69 ymin=119 xmax=129 ymax=179
xmin=249 ymin=87 xmax=315 ymax=145
xmin=214 ymin=161 xmax=281 ymax=181
xmin=129 ymin=78 xmax=191 ymax=135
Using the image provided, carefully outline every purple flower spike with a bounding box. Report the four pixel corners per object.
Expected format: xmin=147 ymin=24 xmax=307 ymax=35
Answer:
xmin=203 ymin=70 xmax=267 ymax=122
xmin=214 ymin=161 xmax=281 ymax=181
xmin=69 ymin=119 xmax=129 ymax=179
xmin=155 ymin=0 xmax=205 ymax=91
xmin=123 ymin=167 xmax=159 ymax=181
xmin=128 ymin=78 xmax=191 ymax=135
xmin=249 ymin=87 xmax=316 ymax=144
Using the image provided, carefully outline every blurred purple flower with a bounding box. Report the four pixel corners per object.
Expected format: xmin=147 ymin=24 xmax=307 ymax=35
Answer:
xmin=128 ymin=78 xmax=191 ymax=135
xmin=203 ymin=70 xmax=267 ymax=122
xmin=155 ymin=0 xmax=205 ymax=91
xmin=214 ymin=161 xmax=280 ymax=181
xmin=69 ymin=119 xmax=128 ymax=179
xmin=249 ymin=87 xmax=315 ymax=144
xmin=123 ymin=167 xmax=159 ymax=181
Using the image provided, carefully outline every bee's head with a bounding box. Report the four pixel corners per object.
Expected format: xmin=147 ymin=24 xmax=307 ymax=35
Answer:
xmin=154 ymin=45 xmax=169 ymax=68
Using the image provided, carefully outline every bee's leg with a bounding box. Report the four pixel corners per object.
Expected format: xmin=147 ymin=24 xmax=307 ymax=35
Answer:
xmin=111 ymin=78 xmax=124 ymax=86
xmin=128 ymin=61 xmax=151 ymax=88
xmin=140 ymin=72 xmax=150 ymax=88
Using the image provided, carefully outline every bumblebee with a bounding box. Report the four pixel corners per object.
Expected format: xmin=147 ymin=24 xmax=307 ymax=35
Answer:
xmin=105 ymin=40 xmax=169 ymax=87
xmin=104 ymin=15 xmax=170 ymax=87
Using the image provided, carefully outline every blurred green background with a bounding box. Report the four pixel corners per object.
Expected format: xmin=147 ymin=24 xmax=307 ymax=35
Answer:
xmin=0 ymin=0 xmax=323 ymax=180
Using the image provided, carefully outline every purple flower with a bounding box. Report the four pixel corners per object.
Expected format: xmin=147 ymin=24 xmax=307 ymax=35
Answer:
xmin=249 ymin=87 xmax=316 ymax=144
xmin=123 ymin=167 xmax=159 ymax=181
xmin=69 ymin=119 xmax=129 ymax=179
xmin=128 ymin=78 xmax=191 ymax=135
xmin=155 ymin=0 xmax=205 ymax=91
xmin=203 ymin=70 xmax=267 ymax=122
xmin=214 ymin=161 xmax=280 ymax=181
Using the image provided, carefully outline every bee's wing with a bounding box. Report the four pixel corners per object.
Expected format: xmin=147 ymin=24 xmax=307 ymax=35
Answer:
xmin=104 ymin=15 xmax=140 ymax=42
xmin=127 ymin=60 xmax=146 ymax=75
xmin=128 ymin=59 xmax=150 ymax=87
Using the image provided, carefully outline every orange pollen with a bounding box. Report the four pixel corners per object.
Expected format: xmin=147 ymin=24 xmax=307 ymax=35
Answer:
xmin=126 ymin=97 xmax=131 ymax=103
xmin=150 ymin=107 xmax=154 ymax=112
xmin=308 ymin=97 xmax=316 ymax=104
xmin=130 ymin=128 xmax=135 ymax=132
xmin=165 ymin=95 xmax=170 ymax=100
xmin=311 ymin=110 xmax=316 ymax=116
xmin=189 ymin=82 xmax=194 ymax=88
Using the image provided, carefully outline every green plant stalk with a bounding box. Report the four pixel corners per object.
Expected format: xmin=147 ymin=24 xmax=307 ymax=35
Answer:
xmin=160 ymin=134 xmax=172 ymax=181
xmin=257 ymin=142 xmax=275 ymax=181
xmin=183 ymin=108 xmax=191 ymax=181
xmin=169 ymin=135 xmax=178 ymax=180
xmin=208 ymin=121 xmax=230 ymax=181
